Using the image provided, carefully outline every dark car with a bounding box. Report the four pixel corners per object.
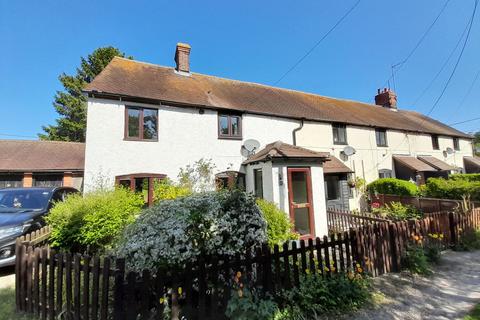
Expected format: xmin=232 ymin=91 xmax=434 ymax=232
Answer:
xmin=0 ymin=187 xmax=78 ymax=267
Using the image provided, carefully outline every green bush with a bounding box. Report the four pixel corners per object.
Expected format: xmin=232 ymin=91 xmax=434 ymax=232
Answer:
xmin=277 ymin=272 xmax=372 ymax=317
xmin=449 ymin=174 xmax=480 ymax=182
xmin=117 ymin=190 xmax=267 ymax=271
xmin=153 ymin=178 xmax=191 ymax=202
xmin=47 ymin=188 xmax=144 ymax=253
xmin=256 ymin=199 xmax=299 ymax=248
xmin=401 ymin=237 xmax=432 ymax=276
xmin=424 ymin=177 xmax=480 ymax=201
xmin=226 ymin=289 xmax=279 ymax=320
xmin=454 ymin=229 xmax=480 ymax=251
xmin=372 ymin=202 xmax=422 ymax=220
xmin=367 ymin=178 xmax=419 ymax=196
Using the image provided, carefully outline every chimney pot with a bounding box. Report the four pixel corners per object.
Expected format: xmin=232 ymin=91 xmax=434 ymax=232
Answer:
xmin=375 ymin=88 xmax=398 ymax=109
xmin=175 ymin=42 xmax=191 ymax=73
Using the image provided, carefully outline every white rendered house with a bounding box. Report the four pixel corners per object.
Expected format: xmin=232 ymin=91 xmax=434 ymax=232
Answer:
xmin=83 ymin=43 xmax=475 ymax=238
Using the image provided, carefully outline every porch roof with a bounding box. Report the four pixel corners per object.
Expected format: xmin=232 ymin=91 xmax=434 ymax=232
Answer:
xmin=323 ymin=156 xmax=354 ymax=174
xmin=464 ymin=156 xmax=480 ymax=168
xmin=417 ymin=156 xmax=454 ymax=171
xmin=393 ymin=155 xmax=437 ymax=172
xmin=243 ymin=141 xmax=329 ymax=165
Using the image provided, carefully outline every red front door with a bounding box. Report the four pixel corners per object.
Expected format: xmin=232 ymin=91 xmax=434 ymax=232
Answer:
xmin=287 ymin=168 xmax=315 ymax=238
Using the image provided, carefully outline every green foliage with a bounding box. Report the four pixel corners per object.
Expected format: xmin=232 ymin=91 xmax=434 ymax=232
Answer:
xmin=117 ymin=190 xmax=267 ymax=271
xmin=402 ymin=241 xmax=432 ymax=276
xmin=152 ymin=178 xmax=191 ymax=202
xmin=256 ymin=199 xmax=299 ymax=248
xmin=39 ymin=47 xmax=131 ymax=142
xmin=464 ymin=303 xmax=480 ymax=320
xmin=46 ymin=188 xmax=144 ymax=252
xmin=372 ymin=202 xmax=422 ymax=220
xmin=367 ymin=178 xmax=419 ymax=196
xmin=276 ymin=272 xmax=372 ymax=317
xmin=454 ymin=229 xmax=480 ymax=251
xmin=226 ymin=289 xmax=279 ymax=320
xmin=178 ymin=158 xmax=216 ymax=193
xmin=424 ymin=177 xmax=480 ymax=201
xmin=450 ymin=174 xmax=480 ymax=182
xmin=474 ymin=131 xmax=480 ymax=156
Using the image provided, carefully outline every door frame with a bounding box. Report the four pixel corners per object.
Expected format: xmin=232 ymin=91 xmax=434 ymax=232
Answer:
xmin=287 ymin=167 xmax=315 ymax=238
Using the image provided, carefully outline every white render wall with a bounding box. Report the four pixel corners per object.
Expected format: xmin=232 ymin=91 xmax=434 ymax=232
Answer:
xmin=84 ymin=98 xmax=299 ymax=192
xmin=295 ymin=120 xmax=474 ymax=209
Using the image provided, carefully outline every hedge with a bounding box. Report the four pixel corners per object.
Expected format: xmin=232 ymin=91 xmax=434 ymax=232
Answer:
xmin=449 ymin=174 xmax=480 ymax=182
xmin=367 ymin=178 xmax=419 ymax=196
xmin=423 ymin=177 xmax=480 ymax=201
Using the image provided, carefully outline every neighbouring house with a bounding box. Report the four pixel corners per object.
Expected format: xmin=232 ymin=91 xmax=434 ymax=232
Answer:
xmin=82 ymin=43 xmax=474 ymax=237
xmin=0 ymin=140 xmax=85 ymax=190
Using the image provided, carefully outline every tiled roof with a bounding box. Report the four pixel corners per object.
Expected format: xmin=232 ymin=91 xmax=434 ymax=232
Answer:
xmin=243 ymin=141 xmax=329 ymax=164
xmin=0 ymin=140 xmax=85 ymax=172
xmin=84 ymin=57 xmax=471 ymax=138
xmin=323 ymin=156 xmax=353 ymax=174
xmin=464 ymin=156 xmax=480 ymax=167
xmin=393 ymin=155 xmax=437 ymax=172
xmin=418 ymin=156 xmax=454 ymax=171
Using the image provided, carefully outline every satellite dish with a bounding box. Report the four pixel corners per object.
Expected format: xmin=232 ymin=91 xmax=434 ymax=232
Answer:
xmin=445 ymin=147 xmax=454 ymax=155
xmin=342 ymin=146 xmax=356 ymax=156
xmin=241 ymin=139 xmax=261 ymax=157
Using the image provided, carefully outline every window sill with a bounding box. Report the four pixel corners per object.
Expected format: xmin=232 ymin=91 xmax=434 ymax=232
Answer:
xmin=218 ymin=135 xmax=243 ymax=140
xmin=123 ymin=137 xmax=159 ymax=142
xmin=377 ymin=145 xmax=388 ymax=148
xmin=333 ymin=142 xmax=348 ymax=145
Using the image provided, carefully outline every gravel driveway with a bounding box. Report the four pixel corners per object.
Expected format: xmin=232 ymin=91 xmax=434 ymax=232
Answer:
xmin=348 ymin=250 xmax=480 ymax=320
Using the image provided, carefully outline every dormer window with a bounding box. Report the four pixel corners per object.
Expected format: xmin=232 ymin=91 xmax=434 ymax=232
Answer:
xmin=218 ymin=113 xmax=242 ymax=139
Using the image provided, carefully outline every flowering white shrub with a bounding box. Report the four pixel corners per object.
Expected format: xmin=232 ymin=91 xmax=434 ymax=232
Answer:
xmin=116 ymin=190 xmax=267 ymax=271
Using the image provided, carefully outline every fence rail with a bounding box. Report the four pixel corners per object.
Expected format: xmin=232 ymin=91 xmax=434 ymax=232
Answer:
xmin=16 ymin=209 xmax=480 ymax=320
xmin=371 ymin=194 xmax=480 ymax=213
xmin=327 ymin=209 xmax=390 ymax=233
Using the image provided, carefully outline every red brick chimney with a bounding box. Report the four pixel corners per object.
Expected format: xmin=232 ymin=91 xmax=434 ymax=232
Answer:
xmin=375 ymin=88 xmax=397 ymax=109
xmin=174 ymin=43 xmax=191 ymax=73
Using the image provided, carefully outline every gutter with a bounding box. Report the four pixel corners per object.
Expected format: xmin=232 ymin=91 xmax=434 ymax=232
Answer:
xmin=292 ymin=119 xmax=304 ymax=146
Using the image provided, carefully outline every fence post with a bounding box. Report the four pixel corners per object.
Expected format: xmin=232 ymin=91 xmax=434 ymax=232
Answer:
xmin=113 ymin=258 xmax=126 ymax=320
xmin=449 ymin=212 xmax=457 ymax=247
xmin=15 ymin=238 xmax=23 ymax=312
xmin=388 ymin=224 xmax=400 ymax=272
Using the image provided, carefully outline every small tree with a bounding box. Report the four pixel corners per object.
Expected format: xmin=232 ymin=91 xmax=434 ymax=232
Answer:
xmin=39 ymin=47 xmax=132 ymax=142
xmin=178 ymin=158 xmax=216 ymax=193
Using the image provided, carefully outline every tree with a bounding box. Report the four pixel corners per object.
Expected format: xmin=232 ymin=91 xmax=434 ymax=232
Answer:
xmin=39 ymin=47 xmax=131 ymax=142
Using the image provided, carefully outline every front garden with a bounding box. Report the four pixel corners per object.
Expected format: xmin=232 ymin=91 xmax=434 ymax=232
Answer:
xmin=14 ymin=169 xmax=480 ymax=319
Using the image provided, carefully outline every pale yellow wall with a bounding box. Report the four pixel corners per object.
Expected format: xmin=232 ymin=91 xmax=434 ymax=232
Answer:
xmin=295 ymin=121 xmax=474 ymax=209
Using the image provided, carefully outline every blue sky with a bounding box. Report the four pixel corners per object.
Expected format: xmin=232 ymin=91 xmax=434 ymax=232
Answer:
xmin=1 ymin=0 xmax=479 ymax=139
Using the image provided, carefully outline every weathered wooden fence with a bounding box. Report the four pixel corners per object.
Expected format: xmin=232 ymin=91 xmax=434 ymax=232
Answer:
xmin=327 ymin=209 xmax=390 ymax=233
xmin=16 ymin=209 xmax=480 ymax=320
xmin=371 ymin=193 xmax=480 ymax=213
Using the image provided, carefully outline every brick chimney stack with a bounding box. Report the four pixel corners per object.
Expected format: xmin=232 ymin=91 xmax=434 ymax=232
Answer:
xmin=174 ymin=43 xmax=191 ymax=73
xmin=375 ymin=88 xmax=397 ymax=109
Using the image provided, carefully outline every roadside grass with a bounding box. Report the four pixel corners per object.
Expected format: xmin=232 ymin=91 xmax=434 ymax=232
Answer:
xmin=464 ymin=303 xmax=480 ymax=320
xmin=0 ymin=287 xmax=33 ymax=320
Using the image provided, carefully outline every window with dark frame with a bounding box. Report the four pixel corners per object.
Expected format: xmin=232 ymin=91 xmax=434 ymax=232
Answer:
xmin=332 ymin=123 xmax=347 ymax=145
xmin=253 ymin=169 xmax=263 ymax=199
xmin=375 ymin=128 xmax=388 ymax=147
xmin=115 ymin=174 xmax=165 ymax=207
xmin=125 ymin=106 xmax=158 ymax=140
xmin=453 ymin=137 xmax=460 ymax=151
xmin=218 ymin=113 xmax=242 ymax=139
xmin=378 ymin=169 xmax=392 ymax=179
xmin=432 ymin=135 xmax=439 ymax=150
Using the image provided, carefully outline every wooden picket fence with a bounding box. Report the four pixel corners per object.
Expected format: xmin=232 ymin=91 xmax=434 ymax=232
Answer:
xmin=327 ymin=209 xmax=389 ymax=233
xmin=371 ymin=193 xmax=480 ymax=213
xmin=16 ymin=208 xmax=480 ymax=320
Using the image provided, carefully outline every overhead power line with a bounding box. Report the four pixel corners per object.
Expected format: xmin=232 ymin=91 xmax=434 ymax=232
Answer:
xmin=382 ymin=0 xmax=451 ymax=88
xmin=424 ymin=0 xmax=479 ymax=117
xmin=455 ymin=69 xmax=480 ymax=114
xmin=411 ymin=20 xmax=470 ymax=106
xmin=272 ymin=0 xmax=361 ymax=86
xmin=449 ymin=116 xmax=480 ymax=126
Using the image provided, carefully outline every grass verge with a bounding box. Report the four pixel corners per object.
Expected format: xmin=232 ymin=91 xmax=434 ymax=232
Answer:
xmin=0 ymin=287 xmax=33 ymax=320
